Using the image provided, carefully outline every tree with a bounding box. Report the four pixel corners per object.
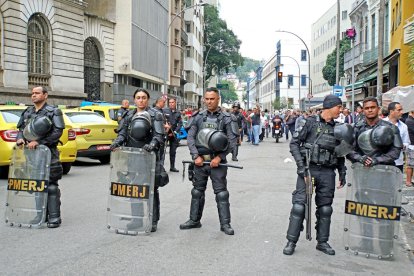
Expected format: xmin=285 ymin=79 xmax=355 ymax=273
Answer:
xmin=322 ymin=39 xmax=351 ymax=86
xmin=229 ymin=57 xmax=261 ymax=81
xmin=218 ymin=80 xmax=238 ymax=104
xmin=204 ymin=6 xmax=243 ymax=86
xmin=273 ymin=97 xmax=288 ymax=110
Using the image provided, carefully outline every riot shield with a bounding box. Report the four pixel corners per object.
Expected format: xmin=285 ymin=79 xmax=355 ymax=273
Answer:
xmin=107 ymin=147 xmax=156 ymax=235
xmin=344 ymin=163 xmax=402 ymax=259
xmin=5 ymin=145 xmax=51 ymax=228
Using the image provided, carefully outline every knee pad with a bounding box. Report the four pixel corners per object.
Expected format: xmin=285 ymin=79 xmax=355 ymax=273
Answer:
xmin=291 ymin=203 xmax=305 ymax=218
xmin=191 ymin=188 xmax=204 ymax=199
xmin=318 ymin=205 xmax=333 ymax=218
xmin=216 ymin=190 xmax=229 ymax=201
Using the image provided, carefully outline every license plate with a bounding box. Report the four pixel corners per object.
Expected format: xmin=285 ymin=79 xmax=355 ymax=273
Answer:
xmin=275 ymin=130 xmax=280 ymax=134
xmin=97 ymin=145 xmax=110 ymax=150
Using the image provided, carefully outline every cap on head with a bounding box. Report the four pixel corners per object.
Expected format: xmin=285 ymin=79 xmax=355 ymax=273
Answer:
xmin=323 ymin=95 xmax=342 ymax=109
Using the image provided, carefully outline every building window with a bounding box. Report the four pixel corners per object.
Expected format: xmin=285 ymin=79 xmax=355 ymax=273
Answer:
xmin=342 ymin=10 xmax=347 ymax=20
xmin=301 ymin=75 xmax=307 ymax=86
xmin=186 ymin=46 xmax=191 ymax=57
xmin=174 ymin=60 xmax=179 ymax=75
xmin=288 ymin=75 xmax=293 ymax=86
xmin=185 ymin=22 xmax=191 ymax=33
xmin=174 ymin=29 xmax=180 ymax=45
xmin=27 ymin=13 xmax=50 ymax=86
xmin=371 ymin=14 xmax=376 ymax=48
xmin=301 ymin=50 xmax=307 ymax=61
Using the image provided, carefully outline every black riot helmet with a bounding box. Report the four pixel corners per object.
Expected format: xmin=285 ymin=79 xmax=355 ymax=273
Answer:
xmin=129 ymin=111 xmax=152 ymax=141
xmin=371 ymin=125 xmax=394 ymax=147
xmin=232 ymin=101 xmax=241 ymax=109
xmin=334 ymin=123 xmax=354 ymax=145
xmin=196 ymin=128 xmax=229 ymax=152
xmin=23 ymin=116 xmax=52 ymax=141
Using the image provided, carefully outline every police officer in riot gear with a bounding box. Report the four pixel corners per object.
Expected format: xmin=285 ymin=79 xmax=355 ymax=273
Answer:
xmin=163 ymin=98 xmax=182 ymax=172
xmin=283 ymin=95 xmax=347 ymax=255
xmin=179 ymin=87 xmax=239 ymax=235
xmin=16 ymin=86 xmax=65 ymax=228
xmin=111 ymin=88 xmax=166 ymax=232
xmin=231 ymin=101 xmax=244 ymax=161
xmin=347 ymin=97 xmax=402 ymax=167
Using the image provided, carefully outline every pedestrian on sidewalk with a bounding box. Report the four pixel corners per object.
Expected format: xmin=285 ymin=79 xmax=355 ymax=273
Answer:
xmin=179 ymin=87 xmax=238 ymax=235
xmin=283 ymin=94 xmax=347 ymax=256
xmin=383 ymin=102 xmax=410 ymax=173
xmin=406 ymin=110 xmax=414 ymax=187
xmin=250 ymin=107 xmax=261 ymax=145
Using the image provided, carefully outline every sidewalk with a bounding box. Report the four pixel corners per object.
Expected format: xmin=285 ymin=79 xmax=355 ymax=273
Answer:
xmin=401 ymin=186 xmax=414 ymax=262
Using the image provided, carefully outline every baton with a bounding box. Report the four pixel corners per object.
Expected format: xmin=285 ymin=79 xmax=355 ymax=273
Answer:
xmin=182 ymin=160 xmax=243 ymax=182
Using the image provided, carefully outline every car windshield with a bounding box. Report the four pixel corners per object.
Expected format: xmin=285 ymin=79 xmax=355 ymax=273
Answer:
xmin=0 ymin=109 xmax=24 ymax=123
xmin=65 ymin=112 xmax=108 ymax=123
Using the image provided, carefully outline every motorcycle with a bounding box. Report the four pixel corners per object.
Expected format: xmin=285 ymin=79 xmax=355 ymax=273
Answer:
xmin=273 ymin=123 xmax=283 ymax=143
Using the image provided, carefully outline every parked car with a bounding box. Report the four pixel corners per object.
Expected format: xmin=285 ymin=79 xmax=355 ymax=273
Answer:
xmin=62 ymin=109 xmax=117 ymax=164
xmin=79 ymin=105 xmax=135 ymax=124
xmin=0 ymin=105 xmax=77 ymax=177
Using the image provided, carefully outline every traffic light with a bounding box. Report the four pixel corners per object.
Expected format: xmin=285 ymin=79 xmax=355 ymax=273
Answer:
xmin=277 ymin=71 xmax=283 ymax=82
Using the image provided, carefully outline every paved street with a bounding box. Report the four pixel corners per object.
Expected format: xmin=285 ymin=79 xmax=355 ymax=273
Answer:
xmin=1 ymin=138 xmax=414 ymax=275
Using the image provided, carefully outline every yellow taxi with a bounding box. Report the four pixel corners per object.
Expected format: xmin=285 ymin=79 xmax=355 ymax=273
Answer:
xmin=79 ymin=105 xmax=124 ymax=123
xmin=0 ymin=105 xmax=77 ymax=177
xmin=62 ymin=109 xmax=117 ymax=164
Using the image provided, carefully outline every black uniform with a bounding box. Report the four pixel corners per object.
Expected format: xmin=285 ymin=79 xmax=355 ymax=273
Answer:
xmin=111 ymin=107 xmax=166 ymax=232
xmin=163 ymin=107 xmax=182 ymax=171
xmin=231 ymin=110 xmax=244 ymax=161
xmin=180 ymin=108 xmax=238 ymax=235
xmin=284 ymin=114 xmax=346 ymax=254
xmin=17 ymin=103 xmax=65 ymax=228
xmin=347 ymin=119 xmax=402 ymax=165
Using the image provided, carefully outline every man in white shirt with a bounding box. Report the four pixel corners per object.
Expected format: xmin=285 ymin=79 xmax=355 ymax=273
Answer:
xmin=383 ymin=102 xmax=411 ymax=172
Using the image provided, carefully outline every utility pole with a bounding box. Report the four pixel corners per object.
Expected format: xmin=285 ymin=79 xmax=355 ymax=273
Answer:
xmin=377 ymin=0 xmax=385 ymax=106
xmin=335 ymin=0 xmax=340 ymax=86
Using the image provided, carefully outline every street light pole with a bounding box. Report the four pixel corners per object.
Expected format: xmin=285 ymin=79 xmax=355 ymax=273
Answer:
xmin=275 ymin=30 xmax=312 ymax=103
xmin=163 ymin=1 xmax=207 ymax=98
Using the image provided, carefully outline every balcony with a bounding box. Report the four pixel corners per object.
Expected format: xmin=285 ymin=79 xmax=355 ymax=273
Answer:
xmin=404 ymin=15 xmax=414 ymax=44
xmin=362 ymin=43 xmax=389 ymax=66
xmin=344 ymin=43 xmax=364 ymax=71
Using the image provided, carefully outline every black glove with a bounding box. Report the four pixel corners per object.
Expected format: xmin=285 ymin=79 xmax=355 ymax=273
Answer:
xmin=109 ymin=143 xmax=119 ymax=150
xmin=143 ymin=143 xmax=156 ymax=152
xmin=359 ymin=155 xmax=378 ymax=167
xmin=339 ymin=172 xmax=346 ymax=187
xmin=296 ymin=162 xmax=306 ymax=177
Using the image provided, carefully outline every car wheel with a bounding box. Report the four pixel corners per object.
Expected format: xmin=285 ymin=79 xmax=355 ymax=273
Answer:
xmin=62 ymin=162 xmax=72 ymax=175
xmin=98 ymin=155 xmax=111 ymax=164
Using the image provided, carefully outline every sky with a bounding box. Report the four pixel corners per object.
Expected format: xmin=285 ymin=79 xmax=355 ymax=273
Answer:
xmin=219 ymin=0 xmax=338 ymax=61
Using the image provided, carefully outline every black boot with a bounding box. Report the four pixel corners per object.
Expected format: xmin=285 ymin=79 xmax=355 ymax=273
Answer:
xmin=315 ymin=205 xmax=335 ymax=255
xmin=216 ymin=191 xmax=234 ymax=235
xmin=180 ymin=188 xmax=204 ymax=230
xmin=151 ymin=189 xmax=160 ymax=232
xmin=283 ymin=241 xmax=297 ymax=255
xmin=170 ymin=157 xmax=179 ymax=172
xmin=47 ymin=185 xmax=61 ymax=228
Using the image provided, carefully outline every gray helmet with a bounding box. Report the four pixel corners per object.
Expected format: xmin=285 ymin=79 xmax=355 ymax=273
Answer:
xmin=232 ymin=101 xmax=241 ymax=109
xmin=371 ymin=126 xmax=394 ymax=147
xmin=129 ymin=111 xmax=152 ymax=141
xmin=23 ymin=116 xmax=52 ymax=141
xmin=334 ymin=123 xmax=354 ymax=145
xmin=196 ymin=128 xmax=229 ymax=152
